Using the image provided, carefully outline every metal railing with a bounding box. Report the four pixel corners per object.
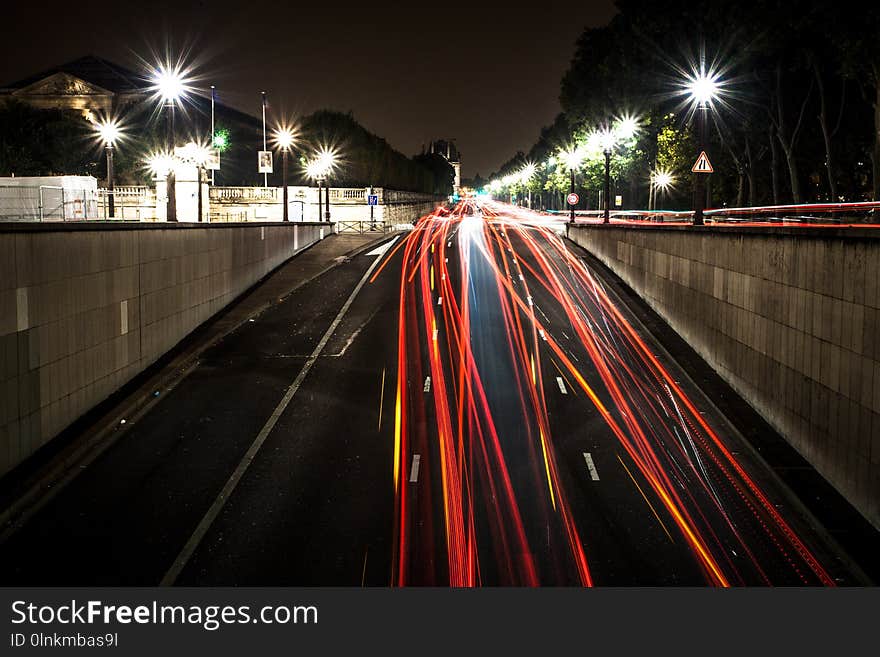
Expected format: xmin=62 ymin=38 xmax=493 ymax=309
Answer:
xmin=551 ymin=201 xmax=880 ymax=226
xmin=210 ymin=186 xmax=278 ymax=202
xmin=97 ymin=187 xmax=156 ymax=221
xmin=337 ymin=220 xmax=411 ymax=234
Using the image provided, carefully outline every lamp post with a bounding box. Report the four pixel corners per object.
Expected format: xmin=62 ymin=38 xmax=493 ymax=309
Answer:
xmin=324 ymin=180 xmax=332 ymax=222
xmin=603 ymin=148 xmax=611 ymax=223
xmin=686 ymin=69 xmax=719 ymax=225
xmin=650 ymin=170 xmax=674 ymax=212
xmin=274 ymin=128 xmax=295 ymax=222
xmin=561 ymin=147 xmax=583 ymax=223
xmin=519 ymin=163 xmax=536 ymax=209
xmin=96 ymin=119 xmax=120 ymax=219
xmin=151 ymin=65 xmax=188 ymax=222
xmin=307 ymin=148 xmax=337 ymax=223
xmin=317 ymin=176 xmax=324 ymax=222
xmin=599 ymin=128 xmax=618 ymax=224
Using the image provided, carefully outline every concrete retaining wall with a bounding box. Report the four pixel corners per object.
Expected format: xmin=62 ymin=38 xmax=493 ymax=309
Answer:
xmin=568 ymin=224 xmax=880 ymax=528
xmin=0 ymin=222 xmax=328 ymax=477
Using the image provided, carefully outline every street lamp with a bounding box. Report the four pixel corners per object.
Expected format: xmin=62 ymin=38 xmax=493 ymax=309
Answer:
xmin=274 ymin=127 xmax=296 ymax=222
xmin=685 ymin=68 xmax=720 ymax=225
xmin=95 ymin=119 xmax=121 ymax=218
xmin=519 ymin=163 xmax=536 ymax=208
xmin=150 ymin=64 xmax=190 ymax=222
xmin=306 ymin=147 xmax=337 ymax=222
xmin=649 ymin=169 xmax=675 ymax=211
xmin=599 ymin=129 xmax=617 ymax=223
xmin=561 ymin=147 xmax=584 ymax=223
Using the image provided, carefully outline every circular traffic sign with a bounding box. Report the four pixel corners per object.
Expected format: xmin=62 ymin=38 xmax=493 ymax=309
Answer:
xmin=567 ymin=193 xmax=579 ymax=206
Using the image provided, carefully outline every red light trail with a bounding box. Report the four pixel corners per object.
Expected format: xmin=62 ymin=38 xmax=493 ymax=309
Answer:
xmin=377 ymin=199 xmax=838 ymax=586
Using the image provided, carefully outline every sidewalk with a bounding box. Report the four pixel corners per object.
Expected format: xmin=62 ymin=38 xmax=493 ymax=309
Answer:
xmin=0 ymin=231 xmax=397 ymax=534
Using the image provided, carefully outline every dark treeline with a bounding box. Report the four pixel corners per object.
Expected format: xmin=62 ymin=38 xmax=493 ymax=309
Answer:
xmin=489 ymin=0 xmax=879 ymax=209
xmin=0 ymin=102 xmax=452 ymax=196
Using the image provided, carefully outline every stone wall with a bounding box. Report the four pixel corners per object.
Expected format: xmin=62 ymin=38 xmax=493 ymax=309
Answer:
xmin=0 ymin=222 xmax=327 ymax=477
xmin=568 ymin=224 xmax=880 ymax=528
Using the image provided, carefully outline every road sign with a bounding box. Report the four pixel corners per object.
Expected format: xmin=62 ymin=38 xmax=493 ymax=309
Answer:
xmin=367 ymin=194 xmax=378 ymax=206
xmin=615 ymin=195 xmax=623 ymax=207
xmin=692 ymin=151 xmax=714 ymax=174
xmin=567 ymin=192 xmax=579 ymax=206
xmin=258 ymin=150 xmax=273 ymax=174
xmin=205 ymin=148 xmax=220 ymax=171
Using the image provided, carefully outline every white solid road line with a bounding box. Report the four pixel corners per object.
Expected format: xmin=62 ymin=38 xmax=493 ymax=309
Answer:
xmin=583 ymin=452 xmax=600 ymax=481
xmin=409 ymin=454 xmax=421 ymax=483
xmin=556 ymin=376 xmax=567 ymax=395
xmin=364 ymin=235 xmax=400 ymax=257
xmin=160 ymin=245 xmax=388 ymax=586
xmin=423 ymin=376 xmax=431 ymax=392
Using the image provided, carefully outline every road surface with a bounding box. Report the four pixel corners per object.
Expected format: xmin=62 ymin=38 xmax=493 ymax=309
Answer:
xmin=0 ymin=201 xmax=862 ymax=585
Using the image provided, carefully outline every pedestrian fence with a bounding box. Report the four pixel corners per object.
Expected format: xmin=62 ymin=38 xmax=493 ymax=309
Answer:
xmin=337 ymin=220 xmax=412 ymax=234
xmin=0 ymin=185 xmax=99 ymax=221
xmin=96 ymin=186 xmax=156 ymax=221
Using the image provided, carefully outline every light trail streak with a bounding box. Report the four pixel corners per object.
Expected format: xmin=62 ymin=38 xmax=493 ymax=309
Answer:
xmin=378 ymin=199 xmax=837 ymax=587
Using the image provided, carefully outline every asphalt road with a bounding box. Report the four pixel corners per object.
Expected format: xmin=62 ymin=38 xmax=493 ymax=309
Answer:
xmin=0 ymin=204 xmax=867 ymax=586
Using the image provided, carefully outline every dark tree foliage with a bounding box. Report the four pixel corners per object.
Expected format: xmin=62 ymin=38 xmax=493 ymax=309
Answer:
xmin=296 ymin=110 xmax=450 ymax=194
xmin=493 ymin=0 xmax=879 ymax=206
xmin=0 ymin=102 xmax=448 ymax=195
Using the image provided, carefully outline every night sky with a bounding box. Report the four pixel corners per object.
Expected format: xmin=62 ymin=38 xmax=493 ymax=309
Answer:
xmin=1 ymin=0 xmax=617 ymax=178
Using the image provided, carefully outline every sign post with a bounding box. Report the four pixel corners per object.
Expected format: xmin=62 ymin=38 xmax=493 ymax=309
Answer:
xmin=367 ymin=189 xmax=378 ymax=227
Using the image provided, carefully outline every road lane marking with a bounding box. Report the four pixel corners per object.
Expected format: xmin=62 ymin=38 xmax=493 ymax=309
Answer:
xmin=361 ymin=548 xmax=369 ymax=587
xmin=556 ymin=377 xmax=567 ymax=395
xmin=423 ymin=376 xmax=431 ymax=393
xmin=409 ymin=454 xmax=421 ymax=483
xmin=437 ymin=296 xmax=443 ymax=306
xmin=583 ymin=452 xmax=600 ymax=481
xmin=617 ymin=454 xmax=675 ymax=543
xmin=378 ymin=368 xmax=386 ymax=432
xmin=364 ymin=235 xmax=400 ymax=257
xmin=160 ymin=248 xmax=387 ymax=586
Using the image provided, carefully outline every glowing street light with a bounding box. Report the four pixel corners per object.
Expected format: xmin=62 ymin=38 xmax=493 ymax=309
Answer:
xmin=306 ymin=147 xmax=338 ymax=222
xmin=560 ymin=146 xmax=584 ymax=223
xmin=684 ymin=65 xmax=722 ymax=225
xmin=94 ymin=118 xmax=121 ymax=218
xmin=649 ymin=169 xmax=675 ymax=211
xmin=600 ymin=128 xmax=617 ymax=223
xmin=150 ymin=63 xmax=192 ymax=222
xmin=686 ymin=72 xmax=720 ymax=108
xmin=150 ymin=65 xmax=189 ymax=105
xmin=146 ymin=151 xmax=174 ymax=178
xmin=520 ymin=163 xmax=537 ymax=208
xmin=614 ymin=115 xmax=639 ymax=142
xmin=274 ymin=127 xmax=297 ymax=222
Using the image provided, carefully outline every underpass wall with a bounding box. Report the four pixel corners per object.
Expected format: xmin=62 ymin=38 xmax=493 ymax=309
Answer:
xmin=0 ymin=221 xmax=328 ymax=477
xmin=568 ymin=224 xmax=880 ymax=528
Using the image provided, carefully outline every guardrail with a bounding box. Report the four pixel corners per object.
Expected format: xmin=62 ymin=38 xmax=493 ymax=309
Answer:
xmin=546 ymin=201 xmax=880 ymax=225
xmin=337 ymin=220 xmax=412 ymax=234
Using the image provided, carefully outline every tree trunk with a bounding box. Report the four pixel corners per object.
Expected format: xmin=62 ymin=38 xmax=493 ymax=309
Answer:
xmin=782 ymin=148 xmax=801 ymax=203
xmin=736 ymin=170 xmax=745 ymax=207
xmin=745 ymin=139 xmax=757 ymax=205
xmin=874 ymin=71 xmax=880 ymax=201
xmin=773 ymin=63 xmax=812 ymax=204
xmin=815 ymin=64 xmax=838 ymax=201
xmin=769 ymin=125 xmax=780 ymax=205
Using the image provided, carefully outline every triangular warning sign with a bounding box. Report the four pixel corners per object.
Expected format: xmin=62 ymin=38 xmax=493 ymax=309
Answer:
xmin=692 ymin=151 xmax=714 ymax=173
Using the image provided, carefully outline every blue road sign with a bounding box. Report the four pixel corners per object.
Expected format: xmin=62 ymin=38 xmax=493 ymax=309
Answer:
xmin=367 ymin=194 xmax=379 ymax=206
